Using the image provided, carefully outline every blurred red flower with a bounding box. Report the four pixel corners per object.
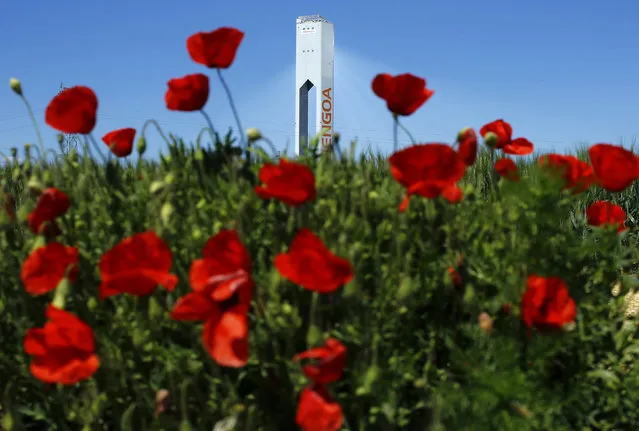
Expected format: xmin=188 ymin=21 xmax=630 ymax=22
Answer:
xmin=588 ymin=143 xmax=639 ymax=192
xmin=102 ymin=128 xmax=136 ymax=158
xmin=254 ymin=159 xmax=316 ymax=206
xmin=187 ymin=27 xmax=245 ymax=69
xmin=586 ymin=201 xmax=627 ymax=233
xmin=171 ymin=229 xmax=253 ymax=367
xmin=23 ymin=305 xmax=100 ymax=385
xmin=480 ymin=119 xmax=534 ymax=156
xmin=275 ymin=228 xmax=354 ymax=293
xmin=21 ymin=242 xmax=78 ymax=295
xmin=296 ymin=385 xmax=343 ymax=431
xmin=457 ymin=127 xmax=478 ymax=167
xmin=521 ymin=275 xmax=576 ymax=332
xmin=294 ymin=338 xmax=347 ymax=385
xmin=45 ymin=86 xmax=98 ymax=134
xmin=27 ymin=188 xmax=70 ymax=236
xmin=99 ymin=231 xmax=178 ymax=299
xmin=389 ymin=143 xmax=467 ymax=211
xmin=494 ymin=158 xmax=520 ymax=181
xmin=372 ymin=73 xmax=434 ymax=116
xmin=539 ymin=154 xmax=595 ymax=193
xmin=165 ymin=74 xmax=210 ymax=112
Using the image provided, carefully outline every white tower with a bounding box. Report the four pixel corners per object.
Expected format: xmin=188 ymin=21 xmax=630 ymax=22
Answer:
xmin=295 ymin=14 xmax=334 ymax=156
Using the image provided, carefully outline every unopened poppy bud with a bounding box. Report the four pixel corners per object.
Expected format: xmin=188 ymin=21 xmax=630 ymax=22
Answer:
xmin=10 ymin=147 xmax=17 ymax=159
xmin=246 ymin=127 xmax=262 ymax=143
xmin=457 ymin=126 xmax=473 ymax=142
xmin=483 ymin=132 xmax=498 ymax=148
xmin=478 ymin=312 xmax=493 ymax=334
xmin=27 ymin=176 xmax=44 ymax=196
xmin=136 ymin=136 xmax=147 ymax=156
xmin=9 ymin=78 xmax=22 ymax=96
xmin=160 ymin=202 xmax=175 ymax=225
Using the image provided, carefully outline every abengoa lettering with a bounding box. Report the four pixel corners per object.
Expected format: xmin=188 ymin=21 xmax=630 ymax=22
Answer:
xmin=321 ymin=87 xmax=333 ymax=147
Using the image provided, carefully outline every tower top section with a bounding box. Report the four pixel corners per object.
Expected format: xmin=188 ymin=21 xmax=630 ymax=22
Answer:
xmin=296 ymin=14 xmax=330 ymax=24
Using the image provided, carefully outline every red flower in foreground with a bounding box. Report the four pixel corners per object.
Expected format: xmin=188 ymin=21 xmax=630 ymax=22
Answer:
xmin=588 ymin=143 xmax=639 ymax=192
xmin=494 ymin=158 xmax=520 ymax=181
xmin=389 ymin=143 xmax=467 ymax=211
xmin=538 ymin=154 xmax=595 ymax=193
xmin=99 ymin=231 xmax=178 ymax=299
xmin=23 ymin=305 xmax=100 ymax=385
xmin=45 ymin=86 xmax=98 ymax=134
xmin=21 ymin=242 xmax=78 ymax=295
xmin=372 ymin=73 xmax=434 ymax=116
xmin=102 ymin=128 xmax=136 ymax=158
xmin=187 ymin=27 xmax=245 ymax=69
xmin=294 ymin=338 xmax=347 ymax=384
xmin=165 ymin=74 xmax=210 ymax=112
xmin=521 ymin=275 xmax=576 ymax=332
xmin=275 ymin=228 xmax=354 ymax=293
xmin=171 ymin=230 xmax=253 ymax=367
xmin=586 ymin=201 xmax=627 ymax=233
xmin=480 ymin=119 xmax=534 ymax=156
xmin=27 ymin=188 xmax=70 ymax=236
xmin=296 ymin=385 xmax=344 ymax=431
xmin=254 ymin=159 xmax=316 ymax=206
xmin=457 ymin=127 xmax=478 ymax=166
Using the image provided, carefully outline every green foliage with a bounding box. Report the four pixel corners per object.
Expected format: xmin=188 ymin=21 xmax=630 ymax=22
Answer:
xmin=1 ymin=136 xmax=639 ymax=430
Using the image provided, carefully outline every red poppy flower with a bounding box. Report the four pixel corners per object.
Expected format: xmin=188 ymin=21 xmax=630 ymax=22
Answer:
xmin=254 ymin=159 xmax=316 ymax=206
xmin=586 ymin=201 xmax=627 ymax=233
xmin=187 ymin=27 xmax=245 ymax=69
xmin=293 ymin=338 xmax=347 ymax=384
xmin=101 ymin=128 xmax=136 ymax=158
xmin=99 ymin=231 xmax=178 ymax=299
xmin=27 ymin=188 xmax=71 ymax=236
xmin=45 ymin=86 xmax=98 ymax=134
xmin=588 ymin=143 xmax=639 ymax=192
xmin=390 ymin=143 xmax=467 ymax=211
xmin=372 ymin=73 xmax=434 ymax=116
xmin=170 ymin=229 xmax=253 ymax=368
xmin=23 ymin=305 xmax=100 ymax=385
xmin=21 ymin=242 xmax=78 ymax=295
xmin=275 ymin=228 xmax=354 ymax=293
xmin=538 ymin=154 xmax=595 ymax=193
xmin=165 ymin=74 xmax=210 ymax=112
xmin=448 ymin=267 xmax=462 ymax=288
xmin=494 ymin=158 xmax=520 ymax=181
xmin=480 ymin=119 xmax=534 ymax=156
xmin=296 ymin=385 xmax=343 ymax=431
xmin=457 ymin=127 xmax=478 ymax=166
xmin=521 ymin=275 xmax=576 ymax=332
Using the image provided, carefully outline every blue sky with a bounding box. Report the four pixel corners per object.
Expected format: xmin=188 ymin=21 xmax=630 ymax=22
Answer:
xmin=1 ymin=0 xmax=638 ymax=159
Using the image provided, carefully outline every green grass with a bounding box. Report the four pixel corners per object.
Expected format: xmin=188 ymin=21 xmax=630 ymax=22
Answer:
xmin=2 ymin=134 xmax=639 ymax=430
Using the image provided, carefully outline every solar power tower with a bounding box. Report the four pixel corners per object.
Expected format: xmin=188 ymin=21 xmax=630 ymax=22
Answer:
xmin=294 ymin=14 xmax=335 ymax=156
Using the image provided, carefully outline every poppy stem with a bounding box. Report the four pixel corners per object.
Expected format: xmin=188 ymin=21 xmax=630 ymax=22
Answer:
xmin=216 ymin=69 xmax=247 ymax=157
xmin=19 ymin=95 xmax=46 ymax=164
xmin=199 ymin=110 xmax=218 ymax=148
xmin=397 ymin=119 xmax=416 ymax=145
xmin=140 ymin=119 xmax=172 ymax=149
xmin=393 ymin=116 xmax=399 ymax=152
xmin=86 ymin=134 xmax=108 ymax=165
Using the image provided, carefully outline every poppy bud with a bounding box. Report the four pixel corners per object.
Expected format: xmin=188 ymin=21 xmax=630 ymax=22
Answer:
xmin=246 ymin=127 xmax=262 ymax=143
xmin=483 ymin=132 xmax=498 ymax=148
xmin=457 ymin=126 xmax=473 ymax=142
xmin=150 ymin=181 xmax=166 ymax=195
xmin=478 ymin=312 xmax=493 ymax=334
xmin=611 ymin=281 xmax=622 ymax=297
xmin=27 ymin=176 xmax=44 ymax=196
xmin=136 ymin=136 xmax=147 ymax=156
xmin=160 ymin=202 xmax=175 ymax=225
xmin=10 ymin=147 xmax=17 ymax=159
xmin=9 ymin=78 xmax=22 ymax=96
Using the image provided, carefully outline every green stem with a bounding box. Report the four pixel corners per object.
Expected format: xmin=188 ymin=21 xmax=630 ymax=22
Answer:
xmin=396 ymin=118 xmax=416 ymax=145
xmin=20 ymin=95 xmax=46 ymax=161
xmin=87 ymin=134 xmax=108 ymax=165
xmin=216 ymin=69 xmax=247 ymax=154
xmin=393 ymin=115 xmax=399 ymax=153
xmin=140 ymin=119 xmax=171 ymax=148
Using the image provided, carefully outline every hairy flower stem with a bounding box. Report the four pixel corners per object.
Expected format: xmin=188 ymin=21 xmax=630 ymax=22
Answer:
xmin=19 ymin=95 xmax=46 ymax=164
xmin=216 ymin=69 xmax=248 ymax=161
